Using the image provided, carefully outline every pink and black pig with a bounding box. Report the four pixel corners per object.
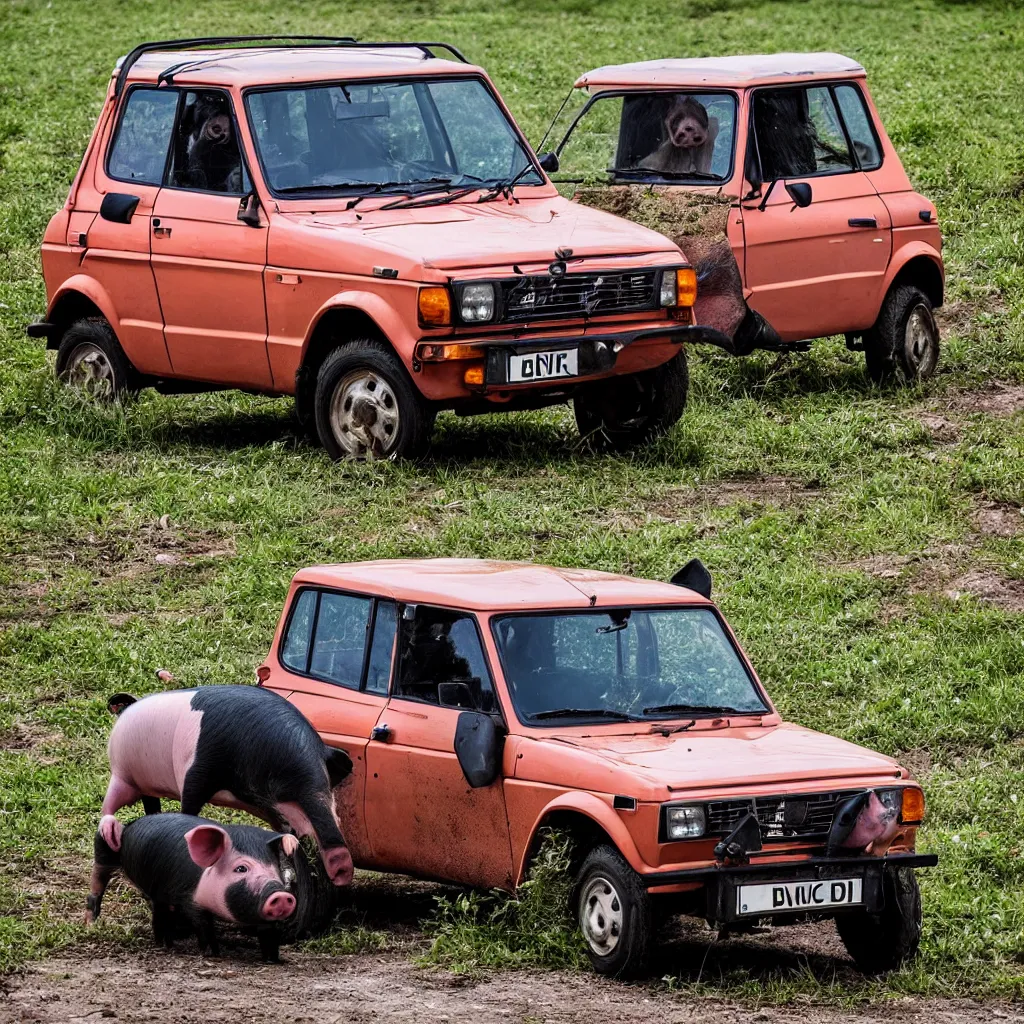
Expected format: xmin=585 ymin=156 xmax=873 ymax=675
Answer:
xmin=89 ymin=813 xmax=300 ymax=961
xmin=99 ymin=685 xmax=354 ymax=885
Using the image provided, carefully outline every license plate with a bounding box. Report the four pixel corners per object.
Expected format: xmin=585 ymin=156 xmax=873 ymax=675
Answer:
xmin=508 ymin=347 xmax=578 ymax=383
xmin=736 ymin=877 xmax=863 ymax=916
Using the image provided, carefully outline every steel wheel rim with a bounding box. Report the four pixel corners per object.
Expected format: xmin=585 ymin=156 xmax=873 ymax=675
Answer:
xmin=579 ymin=875 xmax=623 ymax=956
xmin=328 ymin=369 xmax=400 ymax=459
xmin=903 ymin=303 xmax=938 ymax=377
xmin=65 ymin=342 xmax=115 ymax=398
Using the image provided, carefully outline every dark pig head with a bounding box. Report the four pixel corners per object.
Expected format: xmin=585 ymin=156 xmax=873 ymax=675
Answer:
xmin=186 ymin=823 xmax=298 ymax=924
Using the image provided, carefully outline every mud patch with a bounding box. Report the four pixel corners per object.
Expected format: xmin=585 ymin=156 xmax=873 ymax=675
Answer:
xmin=648 ymin=476 xmax=820 ymax=520
xmin=840 ymin=554 xmax=915 ymax=580
xmin=934 ymin=292 xmax=1006 ymax=339
xmin=943 ymin=570 xmax=1024 ymax=612
xmin=915 ymin=412 xmax=960 ymax=444
xmin=972 ymin=501 xmax=1024 ymax=538
xmin=5 ymin=947 xmax=1022 ymax=1024
xmin=941 ymin=382 xmax=1024 ymax=418
xmin=0 ymin=719 xmax=62 ymax=753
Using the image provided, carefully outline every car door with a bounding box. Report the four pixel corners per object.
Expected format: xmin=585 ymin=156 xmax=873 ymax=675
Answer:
xmin=75 ymin=86 xmax=179 ymax=376
xmin=363 ymin=604 xmax=515 ymax=889
xmin=149 ymin=88 xmax=272 ymax=388
xmin=265 ymin=586 xmax=398 ymax=865
xmin=740 ymin=82 xmax=892 ymax=341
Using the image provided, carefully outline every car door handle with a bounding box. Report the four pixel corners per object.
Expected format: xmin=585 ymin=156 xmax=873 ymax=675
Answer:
xmin=152 ymin=219 xmax=172 ymax=237
xmin=370 ymin=724 xmax=391 ymax=742
xmin=848 ymin=217 xmax=877 ymax=228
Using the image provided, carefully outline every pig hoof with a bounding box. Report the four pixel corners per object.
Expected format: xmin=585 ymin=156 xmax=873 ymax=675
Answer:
xmin=85 ymin=894 xmax=101 ymax=925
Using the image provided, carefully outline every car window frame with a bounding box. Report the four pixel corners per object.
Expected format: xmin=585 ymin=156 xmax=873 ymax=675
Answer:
xmin=552 ymin=87 xmax=741 ymax=186
xmin=104 ymin=83 xmax=181 ymax=189
xmin=489 ymin=603 xmax=771 ymax=728
xmin=278 ymin=585 xmax=394 ymax=693
xmin=391 ymin=602 xmax=505 ymax=719
xmin=241 ymin=72 xmax=544 ymax=201
xmin=745 ymin=79 xmax=885 ymax=185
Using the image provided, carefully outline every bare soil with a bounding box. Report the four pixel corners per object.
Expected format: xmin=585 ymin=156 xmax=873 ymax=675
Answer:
xmin=3 ymin=946 xmax=1021 ymax=1024
xmin=648 ymin=477 xmax=820 ymax=520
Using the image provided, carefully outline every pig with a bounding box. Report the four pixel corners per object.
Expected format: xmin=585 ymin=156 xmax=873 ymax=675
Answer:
xmin=830 ymin=790 xmax=901 ymax=855
xmin=99 ymin=685 xmax=354 ymax=885
xmin=88 ymin=812 xmax=299 ymax=961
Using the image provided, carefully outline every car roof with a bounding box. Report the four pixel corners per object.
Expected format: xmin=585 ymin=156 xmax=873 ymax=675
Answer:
xmin=575 ymin=52 xmax=866 ymax=90
xmin=293 ymin=558 xmax=711 ymax=611
xmin=116 ymin=47 xmax=481 ymax=89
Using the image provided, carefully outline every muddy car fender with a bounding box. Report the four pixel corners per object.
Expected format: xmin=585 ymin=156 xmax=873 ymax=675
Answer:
xmin=877 ymin=241 xmax=945 ymax=308
xmin=515 ymin=791 xmax=646 ymax=886
xmin=45 ymin=275 xmax=122 ymax=350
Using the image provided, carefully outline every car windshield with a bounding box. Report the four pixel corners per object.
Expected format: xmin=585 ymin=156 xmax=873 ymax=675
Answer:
xmin=492 ymin=607 xmax=768 ymax=724
xmin=245 ymin=77 xmax=543 ymax=196
xmin=554 ymin=91 xmax=737 ymax=184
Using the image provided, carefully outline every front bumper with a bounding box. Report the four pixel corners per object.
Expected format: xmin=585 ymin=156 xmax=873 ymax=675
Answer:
xmin=479 ymin=324 xmax=729 ymax=387
xmin=641 ymin=852 xmax=938 ymax=923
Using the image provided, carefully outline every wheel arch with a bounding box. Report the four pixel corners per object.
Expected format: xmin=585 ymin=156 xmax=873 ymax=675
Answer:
xmin=516 ymin=793 xmax=646 ymax=886
xmin=883 ymin=247 xmax=944 ymax=310
xmin=45 ymin=278 xmax=121 ymax=351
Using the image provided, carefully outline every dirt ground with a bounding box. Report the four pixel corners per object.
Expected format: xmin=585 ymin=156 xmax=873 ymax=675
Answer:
xmin=3 ymin=946 xmax=1022 ymax=1024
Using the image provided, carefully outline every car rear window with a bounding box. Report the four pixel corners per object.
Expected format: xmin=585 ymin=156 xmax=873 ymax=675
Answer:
xmin=107 ymin=87 xmax=178 ymax=185
xmin=834 ymin=84 xmax=882 ymax=170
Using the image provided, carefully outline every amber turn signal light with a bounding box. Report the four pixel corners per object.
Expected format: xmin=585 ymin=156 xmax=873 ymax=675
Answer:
xmin=676 ymin=267 xmax=697 ymax=307
xmin=463 ymin=364 xmax=485 ymax=386
xmin=416 ymin=342 xmax=486 ymax=362
xmin=418 ymin=286 xmax=452 ymax=327
xmin=901 ymin=786 xmax=925 ymax=825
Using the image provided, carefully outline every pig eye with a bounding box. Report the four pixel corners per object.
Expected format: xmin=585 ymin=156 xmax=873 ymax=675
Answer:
xmin=234 ymin=865 xmax=248 ymax=874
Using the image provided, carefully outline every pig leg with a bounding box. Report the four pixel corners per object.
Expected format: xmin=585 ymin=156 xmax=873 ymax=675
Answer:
xmin=257 ymin=928 xmax=281 ymax=963
xmin=142 ymin=797 xmax=161 ymax=815
xmin=86 ymin=819 xmax=122 ymax=924
xmin=85 ymin=860 xmax=117 ymax=925
xmin=195 ymin=912 xmax=220 ymax=958
xmin=100 ymin=774 xmax=143 ymax=819
xmin=179 ymin=769 xmax=216 ymax=818
xmin=151 ymin=902 xmax=175 ymax=948
xmin=276 ymin=796 xmax=353 ymax=886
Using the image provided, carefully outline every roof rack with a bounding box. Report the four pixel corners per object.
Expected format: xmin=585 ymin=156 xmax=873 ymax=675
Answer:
xmin=115 ymin=36 xmax=469 ymax=96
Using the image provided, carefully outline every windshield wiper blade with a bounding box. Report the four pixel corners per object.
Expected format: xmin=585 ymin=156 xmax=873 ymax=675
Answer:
xmin=380 ymin=183 xmax=482 ymax=211
xmin=475 ymin=161 xmax=541 ymax=204
xmin=529 ymin=708 xmax=638 ymax=722
xmin=641 ymin=703 xmax=757 ymax=717
xmin=277 ymin=177 xmax=455 ymax=200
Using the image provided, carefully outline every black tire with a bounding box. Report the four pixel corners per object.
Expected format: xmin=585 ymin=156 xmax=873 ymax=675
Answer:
xmin=278 ymin=835 xmax=339 ymax=942
xmin=313 ymin=339 xmax=435 ymax=460
xmin=574 ymin=844 xmax=653 ymax=978
xmin=573 ymin=349 xmax=689 ymax=452
xmin=55 ymin=317 xmax=138 ymax=401
xmin=835 ymin=866 xmax=922 ymax=974
xmin=863 ymin=285 xmax=940 ymax=385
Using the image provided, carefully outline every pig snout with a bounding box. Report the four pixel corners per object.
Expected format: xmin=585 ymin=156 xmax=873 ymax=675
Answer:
xmin=261 ymin=890 xmax=296 ymax=921
xmin=323 ymin=845 xmax=354 ymax=887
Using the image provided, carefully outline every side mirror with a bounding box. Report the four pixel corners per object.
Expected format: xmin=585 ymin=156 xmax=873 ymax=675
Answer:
xmin=454 ymin=710 xmax=504 ymax=788
xmin=237 ymin=191 xmax=262 ymax=227
xmin=669 ymin=558 xmax=712 ymax=598
xmin=99 ymin=193 xmax=140 ymax=224
xmin=538 ymin=151 xmax=559 ymax=174
xmin=785 ymin=181 xmax=813 ymax=208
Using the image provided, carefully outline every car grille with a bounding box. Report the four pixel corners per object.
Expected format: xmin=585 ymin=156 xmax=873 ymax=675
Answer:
xmin=705 ymin=790 xmax=863 ymax=842
xmin=497 ymin=269 xmax=659 ymax=323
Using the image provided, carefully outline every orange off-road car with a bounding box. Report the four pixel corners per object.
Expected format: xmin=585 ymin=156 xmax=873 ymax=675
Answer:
xmin=30 ymin=36 xmax=719 ymax=458
xmin=259 ymin=558 xmax=936 ymax=977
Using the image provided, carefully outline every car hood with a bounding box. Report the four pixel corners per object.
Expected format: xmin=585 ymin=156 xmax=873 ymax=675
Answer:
xmin=277 ymin=194 xmax=682 ymax=274
xmin=545 ymin=722 xmax=902 ymax=794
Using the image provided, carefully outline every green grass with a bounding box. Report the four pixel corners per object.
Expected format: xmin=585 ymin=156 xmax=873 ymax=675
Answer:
xmin=1 ymin=0 xmax=1023 ymax=1000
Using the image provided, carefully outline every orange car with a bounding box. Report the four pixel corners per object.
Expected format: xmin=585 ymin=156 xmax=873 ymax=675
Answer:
xmin=30 ymin=36 xmax=721 ymax=458
xmin=541 ymin=53 xmax=944 ymax=382
xmin=258 ymin=558 xmax=936 ymax=977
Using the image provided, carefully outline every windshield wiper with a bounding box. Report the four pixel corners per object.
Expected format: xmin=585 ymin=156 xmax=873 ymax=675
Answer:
xmin=475 ymin=161 xmax=542 ymax=204
xmin=641 ymin=703 xmax=759 ymax=717
xmin=276 ymin=177 xmax=455 ymax=201
xmin=529 ymin=708 xmax=639 ymax=722
xmin=380 ymin=183 xmax=482 ymax=211
xmin=610 ymin=167 xmax=723 ymax=183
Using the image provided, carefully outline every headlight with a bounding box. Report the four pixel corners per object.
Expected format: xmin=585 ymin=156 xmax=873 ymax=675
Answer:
xmin=664 ymin=804 xmax=706 ymax=840
xmin=459 ymin=282 xmax=496 ymax=322
xmin=659 ymin=268 xmax=698 ymax=308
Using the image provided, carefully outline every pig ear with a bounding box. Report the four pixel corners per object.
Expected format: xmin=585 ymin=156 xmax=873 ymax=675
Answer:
xmin=269 ymin=833 xmax=300 ymax=858
xmin=184 ymin=825 xmax=232 ymax=868
xmin=324 ymin=745 xmax=353 ymax=787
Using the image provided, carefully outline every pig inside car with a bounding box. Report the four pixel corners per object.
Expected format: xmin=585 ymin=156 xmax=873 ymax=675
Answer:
xmin=89 ymin=813 xmax=300 ymax=961
xmin=99 ymin=685 xmax=355 ymax=885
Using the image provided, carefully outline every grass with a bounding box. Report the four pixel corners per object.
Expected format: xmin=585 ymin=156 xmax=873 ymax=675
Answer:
xmin=1 ymin=0 xmax=1023 ymax=1001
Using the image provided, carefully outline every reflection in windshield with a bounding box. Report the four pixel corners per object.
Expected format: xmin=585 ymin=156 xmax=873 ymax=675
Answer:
xmin=492 ymin=608 xmax=768 ymax=724
xmin=556 ymin=91 xmax=736 ymax=183
xmin=246 ymin=77 xmax=542 ymax=196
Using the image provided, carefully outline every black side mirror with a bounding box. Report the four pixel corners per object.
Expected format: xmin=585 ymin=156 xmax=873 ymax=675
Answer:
xmin=538 ymin=151 xmax=559 ymax=173
xmin=785 ymin=181 xmax=813 ymax=208
xmin=237 ymin=191 xmax=262 ymax=227
xmin=454 ymin=710 xmax=504 ymax=788
xmin=99 ymin=193 xmax=140 ymax=224
xmin=669 ymin=558 xmax=712 ymax=598
xmin=438 ymin=681 xmax=476 ymax=710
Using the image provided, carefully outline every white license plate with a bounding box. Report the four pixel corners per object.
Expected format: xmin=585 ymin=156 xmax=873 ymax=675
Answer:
xmin=508 ymin=347 xmax=578 ymax=383
xmin=736 ymin=877 xmax=863 ymax=916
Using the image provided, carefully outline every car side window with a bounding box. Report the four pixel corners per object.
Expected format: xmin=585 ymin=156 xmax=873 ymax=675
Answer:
xmin=752 ymin=85 xmax=853 ymax=180
xmin=309 ymin=592 xmax=372 ymax=689
xmin=280 ymin=588 xmax=317 ymax=673
xmin=396 ymin=605 xmax=497 ymax=713
xmin=107 ymin=88 xmax=179 ymax=185
xmin=365 ymin=600 xmax=398 ymax=695
xmin=168 ymin=90 xmax=249 ymax=194
xmin=834 ymin=84 xmax=882 ymax=170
